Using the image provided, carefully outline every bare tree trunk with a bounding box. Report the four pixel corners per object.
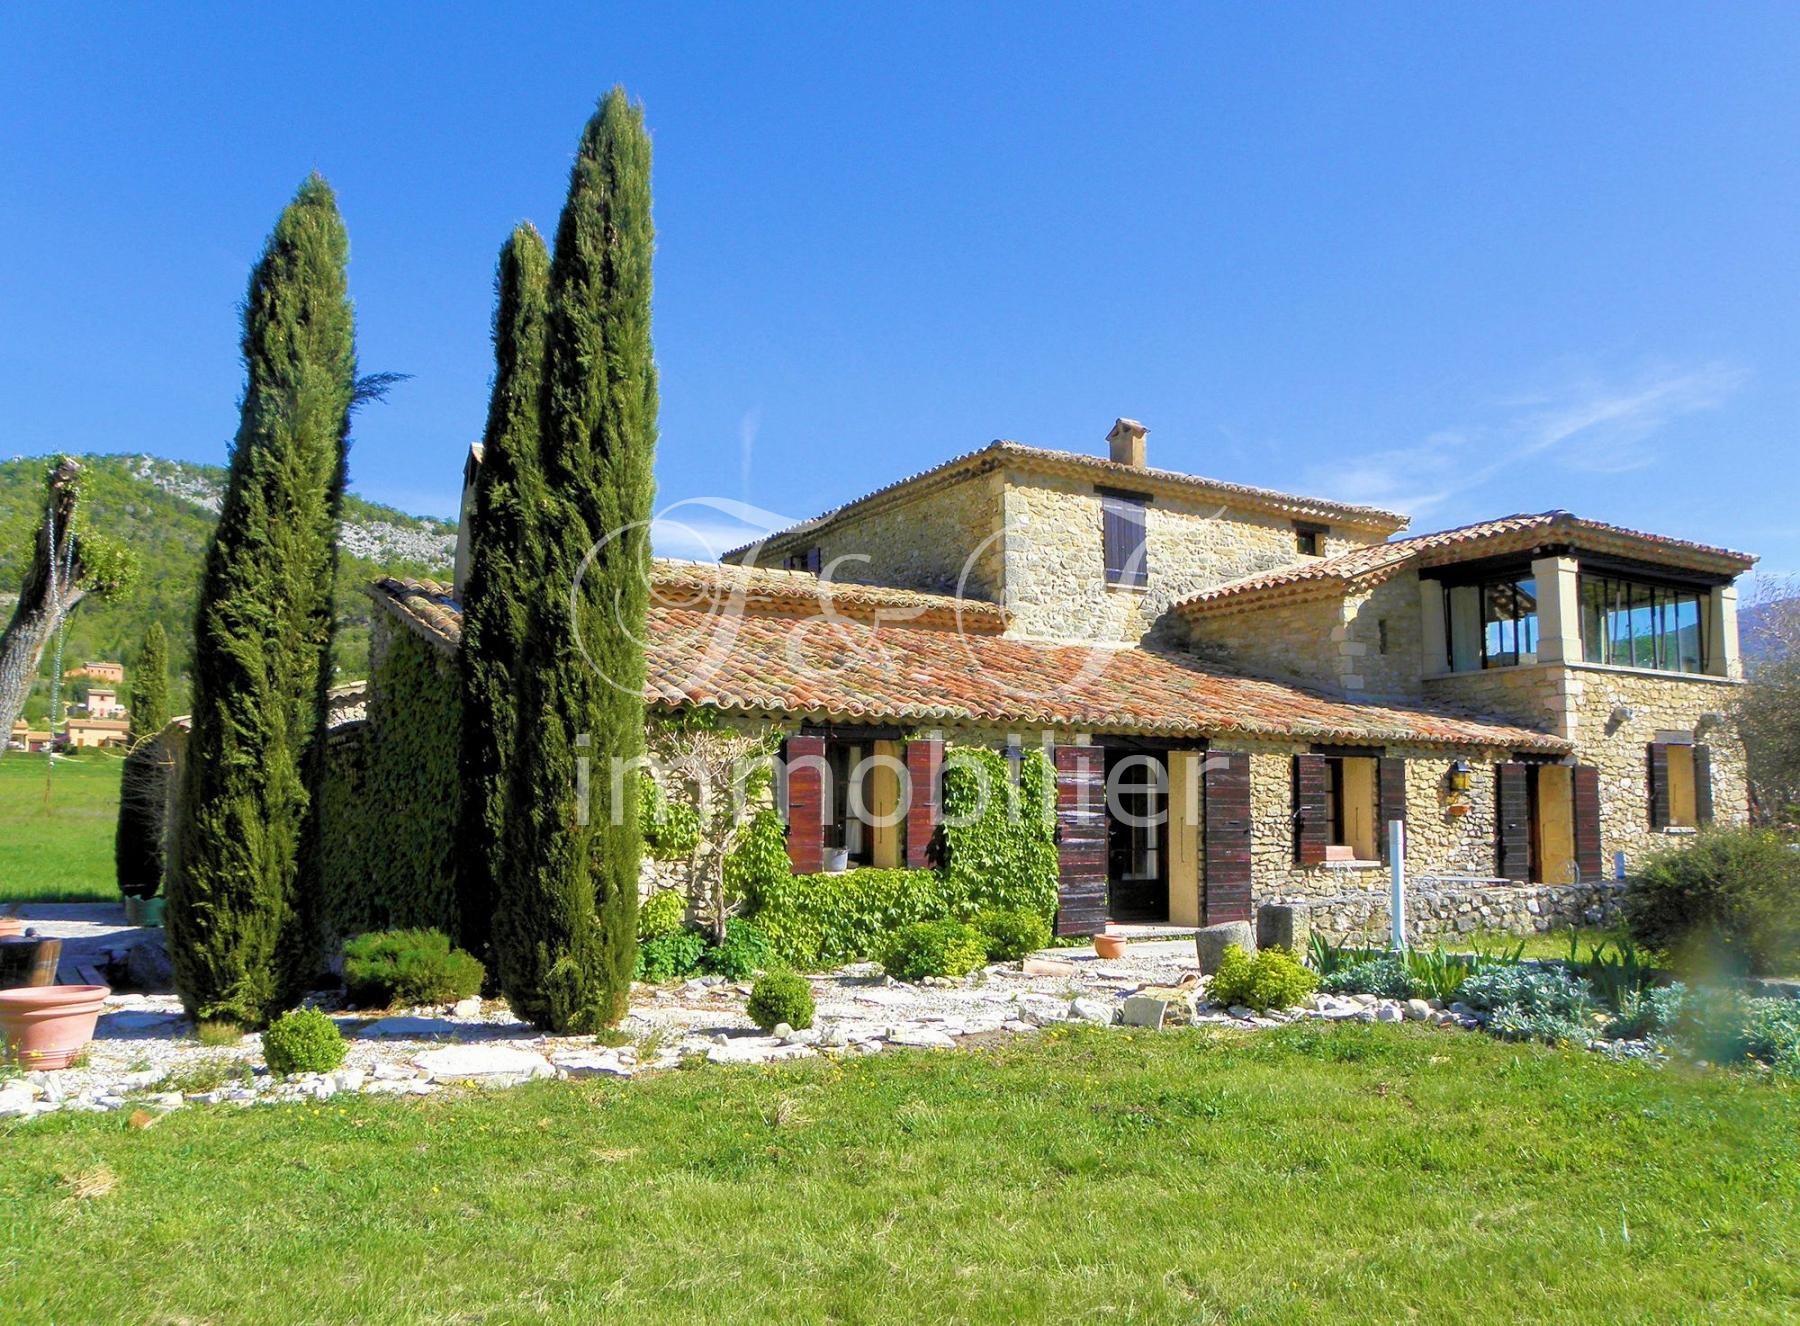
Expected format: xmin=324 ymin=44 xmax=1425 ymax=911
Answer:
xmin=0 ymin=461 xmax=87 ymax=756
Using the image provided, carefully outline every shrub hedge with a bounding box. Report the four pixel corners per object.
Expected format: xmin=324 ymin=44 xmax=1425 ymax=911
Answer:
xmin=1209 ymin=944 xmax=1317 ymax=1012
xmin=637 ymin=889 xmax=687 ymax=942
xmin=974 ymin=908 xmax=1050 ymax=962
xmin=879 ymin=920 xmax=988 ymax=981
xmin=262 ymin=1007 xmax=347 ymax=1076
xmin=1626 ymin=826 xmax=1800 ymax=976
xmin=746 ymin=970 xmax=815 ymax=1031
xmin=343 ymin=929 xmax=484 ymax=1009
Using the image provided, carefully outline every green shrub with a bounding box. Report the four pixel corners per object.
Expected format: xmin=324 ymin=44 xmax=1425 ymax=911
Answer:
xmin=701 ymin=919 xmax=774 ymax=980
xmin=1460 ymin=966 xmax=1592 ymax=1020
xmin=724 ymin=809 xmax=792 ymax=910
xmin=1672 ymin=988 xmax=1800 ymax=1066
xmin=753 ymin=865 xmax=954 ymax=968
xmin=1625 ymin=826 xmax=1800 ymax=976
xmin=1607 ymin=982 xmax=1687 ymax=1040
xmin=1486 ymin=1006 xmax=1593 ymax=1046
xmin=1320 ymin=957 xmax=1416 ymax=1000
xmin=879 ymin=920 xmax=988 ymax=981
xmin=636 ymin=928 xmax=707 ymax=983
xmin=1209 ymin=945 xmax=1318 ymax=1012
xmin=939 ymin=748 xmax=1059 ymax=919
xmin=640 ymin=773 xmax=702 ymax=860
xmin=975 ymin=908 xmax=1051 ymax=962
xmin=262 ymin=1007 xmax=347 ymax=1076
xmin=746 ymin=970 xmax=815 ymax=1032
xmin=638 ymin=889 xmax=687 ymax=942
xmin=342 ymin=929 xmax=485 ymax=1009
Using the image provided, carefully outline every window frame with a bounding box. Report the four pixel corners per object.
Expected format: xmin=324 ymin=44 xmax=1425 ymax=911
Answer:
xmin=1579 ymin=571 xmax=1711 ymax=675
xmin=1293 ymin=521 xmax=1329 ymax=557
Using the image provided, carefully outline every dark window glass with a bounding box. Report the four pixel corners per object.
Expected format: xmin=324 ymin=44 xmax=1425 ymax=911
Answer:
xmin=1479 ymin=575 xmax=1538 ymax=668
xmin=1576 ymin=572 xmax=1711 ymax=674
xmin=1294 ymin=522 xmax=1326 ymax=556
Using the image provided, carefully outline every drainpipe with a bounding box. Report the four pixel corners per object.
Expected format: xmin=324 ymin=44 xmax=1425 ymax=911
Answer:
xmin=1388 ymin=819 xmax=1407 ymax=951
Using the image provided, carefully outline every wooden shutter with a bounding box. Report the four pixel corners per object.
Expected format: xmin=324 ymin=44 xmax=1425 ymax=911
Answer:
xmin=1495 ymin=762 xmax=1531 ymax=883
xmin=1052 ymin=745 xmax=1107 ymax=936
xmin=1377 ymin=757 xmax=1407 ymax=863
xmin=1694 ymin=744 xmax=1715 ymax=826
xmin=784 ymin=734 xmax=827 ymax=875
xmin=1293 ymin=755 xmax=1329 ymax=865
xmin=1647 ymin=742 xmax=1671 ymax=830
xmin=904 ymin=738 xmax=943 ymax=869
xmin=1204 ymin=751 xmax=1253 ymax=924
xmin=1572 ymin=764 xmax=1603 ymax=878
xmin=1101 ymin=494 xmax=1148 ymax=587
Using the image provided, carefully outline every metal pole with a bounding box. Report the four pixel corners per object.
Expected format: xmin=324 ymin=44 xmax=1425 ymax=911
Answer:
xmin=1388 ymin=819 xmax=1407 ymax=951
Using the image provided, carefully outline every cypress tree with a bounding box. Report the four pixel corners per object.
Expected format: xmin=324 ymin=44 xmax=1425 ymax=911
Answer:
xmin=167 ymin=175 xmax=355 ymax=1028
xmin=114 ymin=621 xmax=171 ymax=898
xmin=455 ymin=223 xmax=551 ymax=963
xmin=493 ymin=88 xmax=657 ymax=1031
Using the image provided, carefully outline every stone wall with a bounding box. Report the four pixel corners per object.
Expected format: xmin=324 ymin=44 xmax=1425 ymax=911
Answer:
xmin=1302 ymin=879 xmax=1628 ymax=946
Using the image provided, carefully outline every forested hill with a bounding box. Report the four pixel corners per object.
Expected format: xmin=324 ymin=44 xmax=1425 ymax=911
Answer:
xmin=0 ymin=453 xmax=456 ymax=716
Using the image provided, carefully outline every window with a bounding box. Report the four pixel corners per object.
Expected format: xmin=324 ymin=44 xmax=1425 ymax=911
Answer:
xmin=783 ymin=547 xmax=822 ymax=574
xmin=1324 ymin=756 xmax=1378 ymax=860
xmin=1377 ymin=618 xmax=1390 ymax=655
xmin=1100 ymin=489 xmax=1149 ymax=587
xmin=1443 ymin=572 xmax=1538 ymax=670
xmin=1666 ymin=745 xmax=1698 ymax=828
xmin=1580 ymin=573 xmax=1709 ymax=673
xmin=1294 ymin=521 xmax=1328 ymax=557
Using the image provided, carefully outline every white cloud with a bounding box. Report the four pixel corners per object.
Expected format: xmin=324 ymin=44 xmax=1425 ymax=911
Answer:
xmin=650 ymin=495 xmax=802 ymax=560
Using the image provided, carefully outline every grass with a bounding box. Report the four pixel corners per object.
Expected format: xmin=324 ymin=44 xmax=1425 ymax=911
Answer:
xmin=4 ymin=1025 xmax=1797 ymax=1323
xmin=0 ymin=751 xmax=122 ymax=903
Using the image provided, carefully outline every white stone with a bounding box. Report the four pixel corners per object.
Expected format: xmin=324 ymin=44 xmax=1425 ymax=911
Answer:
xmin=451 ymin=997 xmax=482 ymax=1019
xmin=1403 ymin=999 xmax=1432 ymax=1022
xmin=328 ymin=1068 xmax=367 ymax=1094
xmin=552 ymin=1052 xmax=634 ymax=1079
xmin=1226 ymin=1005 xmax=1256 ymax=1021
xmin=888 ymin=1028 xmax=957 ymax=1049
xmin=361 ymin=1015 xmax=458 ymax=1040
xmin=1068 ymin=997 xmax=1115 ymax=1026
xmin=413 ymin=1045 xmax=554 ymax=1083
xmin=1016 ymin=994 xmax=1068 ymax=1026
xmin=1375 ymin=1004 xmax=1405 ymax=1024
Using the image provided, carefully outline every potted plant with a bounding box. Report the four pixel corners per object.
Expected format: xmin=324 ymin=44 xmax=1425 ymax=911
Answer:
xmin=0 ymin=983 xmax=110 ymax=1070
xmin=1092 ymin=928 xmax=1128 ymax=960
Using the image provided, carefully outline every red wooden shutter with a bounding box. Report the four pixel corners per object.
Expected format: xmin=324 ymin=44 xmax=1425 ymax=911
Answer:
xmin=1693 ymin=745 xmax=1715 ymax=826
xmin=1496 ymin=762 xmax=1530 ymax=883
xmin=904 ymin=738 xmax=943 ymax=869
xmin=1204 ymin=751 xmax=1253 ymax=924
xmin=1647 ymin=742 xmax=1671 ymax=830
xmin=1052 ymin=744 xmax=1107 ymax=936
xmin=784 ymin=734 xmax=827 ymax=874
xmin=1293 ymin=754 xmax=1329 ymax=865
xmin=1377 ymin=757 xmax=1407 ymax=863
xmin=1572 ymin=764 xmax=1603 ymax=878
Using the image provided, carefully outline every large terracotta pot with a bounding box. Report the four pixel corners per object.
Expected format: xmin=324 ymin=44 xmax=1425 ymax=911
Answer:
xmin=1093 ymin=933 xmax=1128 ymax=960
xmin=0 ymin=984 xmax=109 ymax=1070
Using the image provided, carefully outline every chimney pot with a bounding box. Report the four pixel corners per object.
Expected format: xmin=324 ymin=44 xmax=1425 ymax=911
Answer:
xmin=1107 ymin=417 xmax=1148 ymax=468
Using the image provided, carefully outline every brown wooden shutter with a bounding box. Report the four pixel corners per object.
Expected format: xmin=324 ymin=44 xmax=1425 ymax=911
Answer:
xmin=904 ymin=738 xmax=943 ymax=869
xmin=784 ymin=734 xmax=827 ymax=875
xmin=1052 ymin=745 xmax=1107 ymax=936
xmin=1204 ymin=751 xmax=1254 ymax=924
xmin=1293 ymin=754 xmax=1329 ymax=865
xmin=1495 ymin=762 xmax=1531 ymax=883
xmin=1572 ymin=764 xmax=1603 ymax=878
xmin=1694 ymin=745 xmax=1715 ymax=826
xmin=1647 ymin=742 xmax=1671 ymax=830
xmin=1377 ymin=757 xmax=1407 ymax=863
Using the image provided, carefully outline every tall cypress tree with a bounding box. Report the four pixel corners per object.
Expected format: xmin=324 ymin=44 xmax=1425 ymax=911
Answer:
xmin=167 ymin=175 xmax=355 ymax=1028
xmin=456 ymin=224 xmax=551 ymax=963
xmin=114 ymin=622 xmax=171 ymax=898
xmin=493 ymin=88 xmax=656 ymax=1031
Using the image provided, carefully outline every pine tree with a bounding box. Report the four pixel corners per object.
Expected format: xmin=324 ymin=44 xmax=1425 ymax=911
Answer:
xmin=455 ymin=224 xmax=551 ymax=963
xmin=114 ymin=621 xmax=171 ymax=898
xmin=166 ymin=175 xmax=355 ymax=1028
xmin=493 ymin=89 xmax=657 ymax=1031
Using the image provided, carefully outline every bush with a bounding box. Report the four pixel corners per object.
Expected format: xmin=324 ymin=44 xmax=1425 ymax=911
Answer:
xmin=1208 ymin=944 xmax=1318 ymax=1012
xmin=1606 ymin=982 xmax=1687 ymax=1039
xmin=1320 ymin=957 xmax=1416 ymax=1000
xmin=1672 ymin=988 xmax=1800 ymax=1066
xmin=879 ymin=920 xmax=988 ymax=981
xmin=975 ymin=908 xmax=1051 ymax=962
xmin=640 ymin=773 xmax=702 ymax=860
xmin=638 ymin=889 xmax=687 ymax=943
xmin=636 ymin=927 xmax=707 ymax=983
xmin=1625 ymin=826 xmax=1800 ymax=976
xmin=746 ymin=970 xmax=815 ymax=1032
xmin=262 ymin=1007 xmax=346 ymax=1076
xmin=342 ymin=929 xmax=485 ymax=1009
xmin=1486 ymin=1006 xmax=1594 ymax=1046
xmin=1460 ymin=966 xmax=1592 ymax=1020
xmin=939 ymin=748 xmax=1059 ymax=918
xmin=701 ymin=919 xmax=774 ymax=980
xmin=753 ymin=865 xmax=954 ymax=968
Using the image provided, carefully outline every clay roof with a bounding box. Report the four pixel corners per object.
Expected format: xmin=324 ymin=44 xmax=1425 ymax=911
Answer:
xmin=369 ymin=572 xmax=1565 ymax=752
xmin=1175 ymin=511 xmax=1757 ymax=619
xmin=724 ymin=440 xmax=1408 ymax=560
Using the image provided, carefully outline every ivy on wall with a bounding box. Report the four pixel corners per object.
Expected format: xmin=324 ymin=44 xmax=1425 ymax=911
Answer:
xmin=939 ymin=746 xmax=1059 ymax=920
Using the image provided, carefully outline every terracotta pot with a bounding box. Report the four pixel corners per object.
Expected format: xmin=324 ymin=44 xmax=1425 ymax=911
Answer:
xmin=0 ymin=984 xmax=109 ymax=1070
xmin=1093 ymin=933 xmax=1128 ymax=960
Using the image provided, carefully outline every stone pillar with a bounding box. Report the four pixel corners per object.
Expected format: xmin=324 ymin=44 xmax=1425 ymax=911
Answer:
xmin=1711 ymin=583 xmax=1741 ymax=679
xmin=1531 ymin=555 xmax=1581 ymax=665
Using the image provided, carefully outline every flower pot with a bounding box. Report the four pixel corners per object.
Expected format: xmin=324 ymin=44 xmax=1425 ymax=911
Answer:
xmin=0 ymin=984 xmax=109 ymax=1070
xmin=124 ymin=896 xmax=165 ymax=927
xmin=0 ymin=917 xmax=26 ymax=939
xmin=1093 ymin=933 xmax=1128 ymax=960
xmin=822 ymin=847 xmax=851 ymax=873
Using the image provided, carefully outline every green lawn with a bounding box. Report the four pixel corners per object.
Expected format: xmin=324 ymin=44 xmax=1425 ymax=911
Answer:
xmin=0 ymin=751 xmax=122 ymax=903
xmin=4 ymin=1025 xmax=1796 ymax=1324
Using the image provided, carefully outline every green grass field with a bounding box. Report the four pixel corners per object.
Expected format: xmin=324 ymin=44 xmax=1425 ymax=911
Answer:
xmin=4 ymin=1024 xmax=1797 ymax=1324
xmin=0 ymin=751 xmax=123 ymax=903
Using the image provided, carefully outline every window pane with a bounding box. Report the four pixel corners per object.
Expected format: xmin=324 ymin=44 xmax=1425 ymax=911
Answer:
xmin=1516 ymin=577 xmax=1539 ymax=661
xmin=1581 ymin=578 xmax=1607 ymax=663
xmin=1629 ymin=582 xmax=1655 ymax=667
xmin=1676 ymin=593 xmax=1702 ymax=672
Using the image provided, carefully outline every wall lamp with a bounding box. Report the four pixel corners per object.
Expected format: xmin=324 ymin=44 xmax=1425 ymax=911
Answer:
xmin=1447 ymin=760 xmax=1473 ymax=793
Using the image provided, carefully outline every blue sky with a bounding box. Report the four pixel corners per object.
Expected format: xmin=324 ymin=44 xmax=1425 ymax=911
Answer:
xmin=4 ymin=5 xmax=1797 ymax=581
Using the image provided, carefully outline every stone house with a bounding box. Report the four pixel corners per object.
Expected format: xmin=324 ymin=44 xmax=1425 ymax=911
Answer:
xmin=362 ymin=421 xmax=1754 ymax=944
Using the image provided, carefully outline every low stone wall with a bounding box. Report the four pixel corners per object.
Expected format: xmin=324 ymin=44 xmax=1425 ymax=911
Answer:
xmin=1300 ymin=878 xmax=1627 ymax=946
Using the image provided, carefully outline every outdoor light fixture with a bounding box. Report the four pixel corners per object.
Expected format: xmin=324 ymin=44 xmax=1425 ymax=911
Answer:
xmin=1447 ymin=761 xmax=1473 ymax=792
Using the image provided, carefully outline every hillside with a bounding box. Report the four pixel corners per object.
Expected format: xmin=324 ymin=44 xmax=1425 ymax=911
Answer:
xmin=0 ymin=453 xmax=456 ymax=717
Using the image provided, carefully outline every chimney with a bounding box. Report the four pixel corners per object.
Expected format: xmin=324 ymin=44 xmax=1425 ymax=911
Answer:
xmin=1107 ymin=417 xmax=1148 ymax=468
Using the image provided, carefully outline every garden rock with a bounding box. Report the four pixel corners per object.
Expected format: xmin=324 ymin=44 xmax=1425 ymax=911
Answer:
xmin=889 ymin=1027 xmax=958 ymax=1049
xmin=122 ymin=935 xmax=174 ymax=990
xmin=553 ymin=1051 xmax=634 ymax=1079
xmin=1068 ymin=997 xmax=1115 ymax=1026
xmin=413 ymin=1045 xmax=554 ymax=1084
xmin=362 ymin=1016 xmax=458 ymax=1039
xmin=1256 ymin=903 xmax=1309 ymax=956
xmin=1120 ymin=996 xmax=1167 ymax=1030
xmin=1404 ymin=999 xmax=1431 ymax=1022
xmin=1376 ymin=1004 xmax=1404 ymax=1024
xmin=1194 ymin=922 xmax=1256 ymax=974
xmin=1133 ymin=983 xmax=1200 ymax=1026
xmin=451 ymin=997 xmax=482 ymax=1019
xmin=1015 ymin=994 xmax=1068 ymax=1027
